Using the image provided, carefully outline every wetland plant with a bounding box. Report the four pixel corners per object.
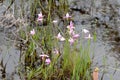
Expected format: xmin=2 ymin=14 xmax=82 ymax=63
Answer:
xmin=18 ymin=12 xmax=94 ymax=80
xmin=15 ymin=0 xmax=96 ymax=80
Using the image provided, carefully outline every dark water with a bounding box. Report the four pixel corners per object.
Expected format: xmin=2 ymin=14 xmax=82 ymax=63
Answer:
xmin=0 ymin=0 xmax=120 ymax=80
xmin=72 ymin=0 xmax=120 ymax=79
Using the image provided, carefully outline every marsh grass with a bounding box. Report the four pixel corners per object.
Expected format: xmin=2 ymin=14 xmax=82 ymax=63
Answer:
xmin=2 ymin=0 xmax=120 ymax=80
xmin=18 ymin=24 xmax=93 ymax=80
xmin=22 ymin=39 xmax=92 ymax=80
xmin=4 ymin=0 xmax=94 ymax=80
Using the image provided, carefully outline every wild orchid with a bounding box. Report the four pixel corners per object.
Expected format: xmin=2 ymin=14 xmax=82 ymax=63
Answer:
xmin=69 ymin=21 xmax=75 ymax=29
xmin=45 ymin=58 xmax=51 ymax=65
xmin=64 ymin=13 xmax=71 ymax=19
xmin=37 ymin=12 xmax=44 ymax=22
xmin=66 ymin=21 xmax=79 ymax=45
xmin=68 ymin=37 xmax=75 ymax=45
xmin=67 ymin=21 xmax=75 ymax=30
xmin=56 ymin=33 xmax=65 ymax=41
xmin=30 ymin=29 xmax=35 ymax=35
xmin=67 ymin=21 xmax=75 ymax=36
xmin=39 ymin=54 xmax=51 ymax=65
xmin=72 ymin=33 xmax=80 ymax=40
xmin=68 ymin=28 xmax=74 ymax=35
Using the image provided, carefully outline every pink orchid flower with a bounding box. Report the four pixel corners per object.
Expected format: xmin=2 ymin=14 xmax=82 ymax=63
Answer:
xmin=45 ymin=58 xmax=51 ymax=65
xmin=72 ymin=33 xmax=80 ymax=40
xmin=85 ymin=34 xmax=93 ymax=39
xmin=68 ymin=28 xmax=74 ymax=35
xmin=56 ymin=33 xmax=65 ymax=41
xmin=69 ymin=21 xmax=75 ymax=29
xmin=64 ymin=13 xmax=71 ymax=19
xmin=30 ymin=29 xmax=35 ymax=35
xmin=67 ymin=21 xmax=75 ymax=30
xmin=37 ymin=12 xmax=44 ymax=22
xmin=68 ymin=37 xmax=75 ymax=45
xmin=67 ymin=21 xmax=76 ymax=36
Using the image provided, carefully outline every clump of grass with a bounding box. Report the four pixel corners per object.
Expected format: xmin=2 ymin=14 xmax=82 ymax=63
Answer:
xmin=16 ymin=1 xmax=95 ymax=80
xmin=18 ymin=18 xmax=93 ymax=80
